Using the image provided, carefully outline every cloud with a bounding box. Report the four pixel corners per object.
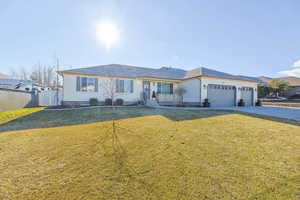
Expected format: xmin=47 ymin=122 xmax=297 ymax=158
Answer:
xmin=293 ymin=60 xmax=300 ymax=68
xmin=277 ymin=59 xmax=300 ymax=77
xmin=278 ymin=68 xmax=300 ymax=77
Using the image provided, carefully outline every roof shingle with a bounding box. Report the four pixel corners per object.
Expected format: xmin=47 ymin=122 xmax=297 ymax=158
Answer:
xmin=60 ymin=64 xmax=258 ymax=82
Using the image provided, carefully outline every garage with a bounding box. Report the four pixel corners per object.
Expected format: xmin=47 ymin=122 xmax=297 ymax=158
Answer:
xmin=241 ymin=87 xmax=253 ymax=106
xmin=207 ymin=84 xmax=236 ymax=107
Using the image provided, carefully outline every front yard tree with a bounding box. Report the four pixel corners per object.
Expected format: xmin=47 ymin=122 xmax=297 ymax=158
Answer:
xmin=268 ymin=79 xmax=289 ymax=97
xmin=257 ymin=85 xmax=272 ymax=98
xmin=100 ymin=77 xmax=118 ymax=106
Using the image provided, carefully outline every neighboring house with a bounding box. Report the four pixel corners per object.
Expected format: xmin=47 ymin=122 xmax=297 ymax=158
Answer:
xmin=257 ymin=76 xmax=300 ymax=98
xmin=273 ymin=77 xmax=300 ymax=98
xmin=0 ymin=78 xmax=50 ymax=92
xmin=0 ymin=73 xmax=9 ymax=78
xmin=59 ymin=64 xmax=259 ymax=107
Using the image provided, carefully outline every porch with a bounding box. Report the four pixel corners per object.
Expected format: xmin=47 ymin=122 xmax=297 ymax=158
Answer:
xmin=142 ymin=80 xmax=182 ymax=105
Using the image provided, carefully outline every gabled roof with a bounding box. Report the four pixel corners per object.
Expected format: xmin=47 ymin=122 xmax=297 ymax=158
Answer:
xmin=60 ymin=64 xmax=186 ymax=80
xmin=60 ymin=64 xmax=154 ymax=78
xmin=184 ymin=67 xmax=259 ymax=82
xmin=185 ymin=67 xmax=237 ymax=79
xmin=139 ymin=67 xmax=186 ymax=80
xmin=273 ymin=76 xmax=300 ymax=86
xmin=60 ymin=64 xmax=259 ymax=83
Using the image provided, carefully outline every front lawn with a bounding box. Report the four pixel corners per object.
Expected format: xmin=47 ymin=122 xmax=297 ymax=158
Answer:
xmin=0 ymin=107 xmax=44 ymax=125
xmin=0 ymin=107 xmax=234 ymax=132
xmin=0 ymin=107 xmax=299 ymax=199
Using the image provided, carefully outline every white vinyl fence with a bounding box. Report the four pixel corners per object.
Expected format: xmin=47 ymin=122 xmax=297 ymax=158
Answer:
xmin=38 ymin=90 xmax=62 ymax=106
xmin=0 ymin=88 xmax=38 ymax=112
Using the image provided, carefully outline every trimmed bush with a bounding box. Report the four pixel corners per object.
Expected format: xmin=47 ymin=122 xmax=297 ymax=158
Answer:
xmin=115 ymin=98 xmax=124 ymax=106
xmin=105 ymin=98 xmax=113 ymax=105
xmin=238 ymin=99 xmax=245 ymax=107
xmin=89 ymin=98 xmax=99 ymax=106
xmin=202 ymin=98 xmax=210 ymax=107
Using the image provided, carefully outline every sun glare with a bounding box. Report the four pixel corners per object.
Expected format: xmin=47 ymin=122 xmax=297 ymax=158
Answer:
xmin=96 ymin=22 xmax=120 ymax=50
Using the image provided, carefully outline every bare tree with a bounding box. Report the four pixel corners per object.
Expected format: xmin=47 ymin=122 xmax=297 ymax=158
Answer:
xmin=37 ymin=64 xmax=43 ymax=85
xmin=8 ymin=59 xmax=61 ymax=89
xmin=10 ymin=68 xmax=19 ymax=79
xmin=29 ymin=64 xmax=57 ymax=88
xmin=20 ymin=67 xmax=29 ymax=80
xmin=100 ymin=77 xmax=119 ymax=106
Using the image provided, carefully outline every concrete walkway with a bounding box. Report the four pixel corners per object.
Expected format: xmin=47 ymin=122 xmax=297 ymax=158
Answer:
xmin=149 ymin=105 xmax=300 ymax=121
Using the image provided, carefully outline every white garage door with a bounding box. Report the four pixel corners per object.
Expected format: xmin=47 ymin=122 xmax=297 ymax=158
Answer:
xmin=241 ymin=87 xmax=253 ymax=106
xmin=207 ymin=84 xmax=236 ymax=107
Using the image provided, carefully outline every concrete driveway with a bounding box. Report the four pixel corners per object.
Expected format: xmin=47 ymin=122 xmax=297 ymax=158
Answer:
xmin=221 ymin=106 xmax=300 ymax=121
xmin=152 ymin=105 xmax=300 ymax=121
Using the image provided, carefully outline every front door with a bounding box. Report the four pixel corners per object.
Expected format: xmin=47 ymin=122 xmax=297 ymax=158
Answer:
xmin=143 ymin=81 xmax=150 ymax=100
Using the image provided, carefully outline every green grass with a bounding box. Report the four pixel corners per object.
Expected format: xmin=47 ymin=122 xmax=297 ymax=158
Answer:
xmin=0 ymin=107 xmax=299 ymax=199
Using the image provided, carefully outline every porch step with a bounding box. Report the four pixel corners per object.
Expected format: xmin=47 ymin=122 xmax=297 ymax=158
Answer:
xmin=146 ymin=100 xmax=160 ymax=107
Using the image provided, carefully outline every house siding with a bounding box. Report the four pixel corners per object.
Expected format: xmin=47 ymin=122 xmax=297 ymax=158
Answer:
xmin=63 ymin=74 xmax=143 ymax=104
xmin=283 ymin=86 xmax=300 ymax=98
xmin=62 ymin=73 xmax=258 ymax=107
xmin=180 ymin=78 xmax=201 ymax=104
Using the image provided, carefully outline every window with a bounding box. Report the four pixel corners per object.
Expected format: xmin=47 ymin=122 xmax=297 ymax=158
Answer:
xmin=116 ymin=79 xmax=134 ymax=93
xmin=157 ymin=82 xmax=173 ymax=94
xmin=76 ymin=77 xmax=98 ymax=92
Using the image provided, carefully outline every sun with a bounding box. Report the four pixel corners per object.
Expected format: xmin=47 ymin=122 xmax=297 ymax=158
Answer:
xmin=96 ymin=22 xmax=120 ymax=50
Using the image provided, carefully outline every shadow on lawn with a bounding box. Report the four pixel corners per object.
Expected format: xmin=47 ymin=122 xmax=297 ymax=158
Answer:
xmin=0 ymin=107 xmax=299 ymax=133
xmin=0 ymin=107 xmax=234 ymax=132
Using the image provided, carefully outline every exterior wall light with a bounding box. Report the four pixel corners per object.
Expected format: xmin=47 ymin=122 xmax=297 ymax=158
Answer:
xmin=203 ymin=84 xmax=206 ymax=89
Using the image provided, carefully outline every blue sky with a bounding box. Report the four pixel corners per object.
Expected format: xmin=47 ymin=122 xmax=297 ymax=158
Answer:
xmin=1 ymin=0 xmax=300 ymax=77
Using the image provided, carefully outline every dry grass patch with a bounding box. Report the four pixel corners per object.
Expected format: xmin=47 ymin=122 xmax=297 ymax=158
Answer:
xmin=0 ymin=107 xmax=44 ymax=125
xmin=0 ymin=114 xmax=299 ymax=199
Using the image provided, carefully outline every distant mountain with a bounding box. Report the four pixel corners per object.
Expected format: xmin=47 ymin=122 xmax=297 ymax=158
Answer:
xmin=256 ymin=76 xmax=300 ymax=87
xmin=256 ymin=76 xmax=272 ymax=86
xmin=273 ymin=76 xmax=300 ymax=86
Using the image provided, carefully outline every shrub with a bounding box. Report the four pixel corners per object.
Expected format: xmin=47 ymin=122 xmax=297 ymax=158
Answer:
xmin=238 ymin=99 xmax=245 ymax=107
xmin=115 ymin=98 xmax=124 ymax=106
xmin=202 ymin=98 xmax=210 ymax=107
xmin=105 ymin=98 xmax=113 ymax=105
xmin=89 ymin=98 xmax=99 ymax=106
xmin=256 ymin=99 xmax=262 ymax=106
